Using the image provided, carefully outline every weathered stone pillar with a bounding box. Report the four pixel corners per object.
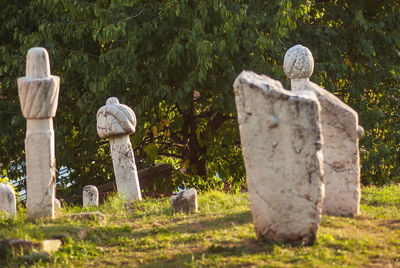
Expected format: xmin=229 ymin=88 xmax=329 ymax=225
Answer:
xmin=83 ymin=185 xmax=99 ymax=207
xmin=284 ymin=45 xmax=361 ymax=217
xmin=97 ymin=97 xmax=142 ymax=201
xmin=0 ymin=183 xmax=16 ymax=218
xmin=18 ymin=47 xmax=60 ymax=219
xmin=233 ymin=71 xmax=324 ymax=244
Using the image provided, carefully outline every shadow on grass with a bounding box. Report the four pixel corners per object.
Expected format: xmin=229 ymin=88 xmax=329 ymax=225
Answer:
xmin=139 ymin=238 xmax=277 ymax=268
xmin=378 ymin=219 xmax=400 ymax=230
xmin=167 ymin=211 xmax=253 ymax=233
xmin=29 ymin=224 xmax=93 ymax=241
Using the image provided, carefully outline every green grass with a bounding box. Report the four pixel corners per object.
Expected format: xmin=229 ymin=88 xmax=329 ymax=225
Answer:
xmin=0 ymin=185 xmax=399 ymax=267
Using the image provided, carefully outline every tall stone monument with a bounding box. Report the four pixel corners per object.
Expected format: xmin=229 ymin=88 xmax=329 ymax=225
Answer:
xmin=0 ymin=183 xmax=16 ymax=218
xmin=97 ymin=97 xmax=142 ymax=201
xmin=284 ymin=45 xmax=361 ymax=217
xmin=233 ymin=71 xmax=324 ymax=244
xmin=18 ymin=47 xmax=60 ymax=219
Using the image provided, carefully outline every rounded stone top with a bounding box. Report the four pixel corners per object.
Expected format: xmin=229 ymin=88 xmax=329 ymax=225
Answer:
xmin=26 ymin=47 xmax=51 ymax=79
xmin=0 ymin=183 xmax=15 ymax=194
xmin=83 ymin=185 xmax=98 ymax=193
xmin=0 ymin=183 xmax=16 ymax=218
xmin=283 ymin=45 xmax=314 ymax=80
xmin=106 ymin=97 xmax=119 ymax=105
xmin=96 ymin=97 xmax=137 ymax=138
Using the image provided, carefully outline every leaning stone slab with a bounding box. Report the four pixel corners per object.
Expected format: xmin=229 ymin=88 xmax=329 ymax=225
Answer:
xmin=284 ymin=45 xmax=362 ymax=217
xmin=233 ymin=71 xmax=324 ymax=244
xmin=171 ymin=188 xmax=198 ymax=213
xmin=0 ymin=183 xmax=16 ymax=218
xmin=83 ymin=185 xmax=99 ymax=207
xmin=17 ymin=47 xmax=60 ymax=219
xmin=97 ymin=97 xmax=142 ymax=201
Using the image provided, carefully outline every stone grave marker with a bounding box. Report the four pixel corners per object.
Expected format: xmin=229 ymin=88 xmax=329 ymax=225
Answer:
xmin=17 ymin=47 xmax=60 ymax=219
xmin=97 ymin=97 xmax=142 ymax=201
xmin=54 ymin=198 xmax=62 ymax=216
xmin=233 ymin=70 xmax=324 ymax=244
xmin=284 ymin=44 xmax=362 ymax=217
xmin=171 ymin=188 xmax=198 ymax=213
xmin=83 ymin=185 xmax=99 ymax=207
xmin=0 ymin=183 xmax=16 ymax=218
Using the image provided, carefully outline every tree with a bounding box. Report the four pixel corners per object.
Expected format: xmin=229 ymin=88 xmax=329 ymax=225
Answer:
xmin=0 ymin=0 xmax=398 ymax=197
xmin=292 ymin=0 xmax=400 ymax=185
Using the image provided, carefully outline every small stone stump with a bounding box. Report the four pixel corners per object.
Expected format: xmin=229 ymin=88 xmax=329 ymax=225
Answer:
xmin=17 ymin=47 xmax=60 ymax=219
xmin=0 ymin=183 xmax=16 ymax=218
xmin=97 ymin=97 xmax=142 ymax=201
xmin=83 ymin=185 xmax=99 ymax=207
xmin=171 ymin=188 xmax=198 ymax=213
xmin=284 ymin=45 xmax=362 ymax=217
xmin=54 ymin=198 xmax=62 ymax=216
xmin=233 ymin=71 xmax=324 ymax=244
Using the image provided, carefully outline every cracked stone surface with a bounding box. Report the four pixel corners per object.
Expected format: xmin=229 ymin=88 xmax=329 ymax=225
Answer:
xmin=83 ymin=185 xmax=99 ymax=207
xmin=233 ymin=70 xmax=324 ymax=244
xmin=96 ymin=97 xmax=136 ymax=139
xmin=17 ymin=47 xmax=59 ymax=219
xmin=18 ymin=48 xmax=59 ymax=119
xmin=283 ymin=45 xmax=314 ymax=80
xmin=97 ymin=97 xmax=142 ymax=201
xmin=0 ymin=183 xmax=16 ymax=218
xmin=284 ymin=45 xmax=361 ymax=217
xmin=171 ymin=188 xmax=198 ymax=213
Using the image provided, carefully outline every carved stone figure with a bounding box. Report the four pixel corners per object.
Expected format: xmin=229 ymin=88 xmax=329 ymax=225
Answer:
xmin=233 ymin=71 xmax=324 ymax=244
xmin=0 ymin=183 xmax=16 ymax=218
xmin=83 ymin=185 xmax=99 ymax=207
xmin=284 ymin=45 xmax=362 ymax=217
xmin=97 ymin=97 xmax=142 ymax=201
xmin=18 ymin=47 xmax=59 ymax=219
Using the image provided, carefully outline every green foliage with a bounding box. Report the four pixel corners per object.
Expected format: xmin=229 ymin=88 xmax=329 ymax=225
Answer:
xmin=360 ymin=184 xmax=400 ymax=218
xmin=292 ymin=0 xmax=400 ymax=186
xmin=0 ymin=0 xmax=398 ymax=195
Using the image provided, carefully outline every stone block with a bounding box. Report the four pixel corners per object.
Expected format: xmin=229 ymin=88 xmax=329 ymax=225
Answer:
xmin=0 ymin=183 xmax=16 ymax=218
xmin=83 ymin=185 xmax=99 ymax=207
xmin=171 ymin=188 xmax=198 ymax=213
xmin=233 ymin=71 xmax=324 ymax=244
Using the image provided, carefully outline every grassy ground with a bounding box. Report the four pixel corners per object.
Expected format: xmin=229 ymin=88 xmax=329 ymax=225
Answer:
xmin=0 ymin=184 xmax=399 ymax=267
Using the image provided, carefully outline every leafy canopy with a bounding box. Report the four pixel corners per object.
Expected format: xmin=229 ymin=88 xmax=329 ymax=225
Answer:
xmin=0 ymin=0 xmax=398 ymax=195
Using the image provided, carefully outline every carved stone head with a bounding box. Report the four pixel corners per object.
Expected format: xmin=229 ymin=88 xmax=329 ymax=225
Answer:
xmin=283 ymin=45 xmax=314 ymax=80
xmin=17 ymin=47 xmax=60 ymax=119
xmin=96 ymin=97 xmax=136 ymax=138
